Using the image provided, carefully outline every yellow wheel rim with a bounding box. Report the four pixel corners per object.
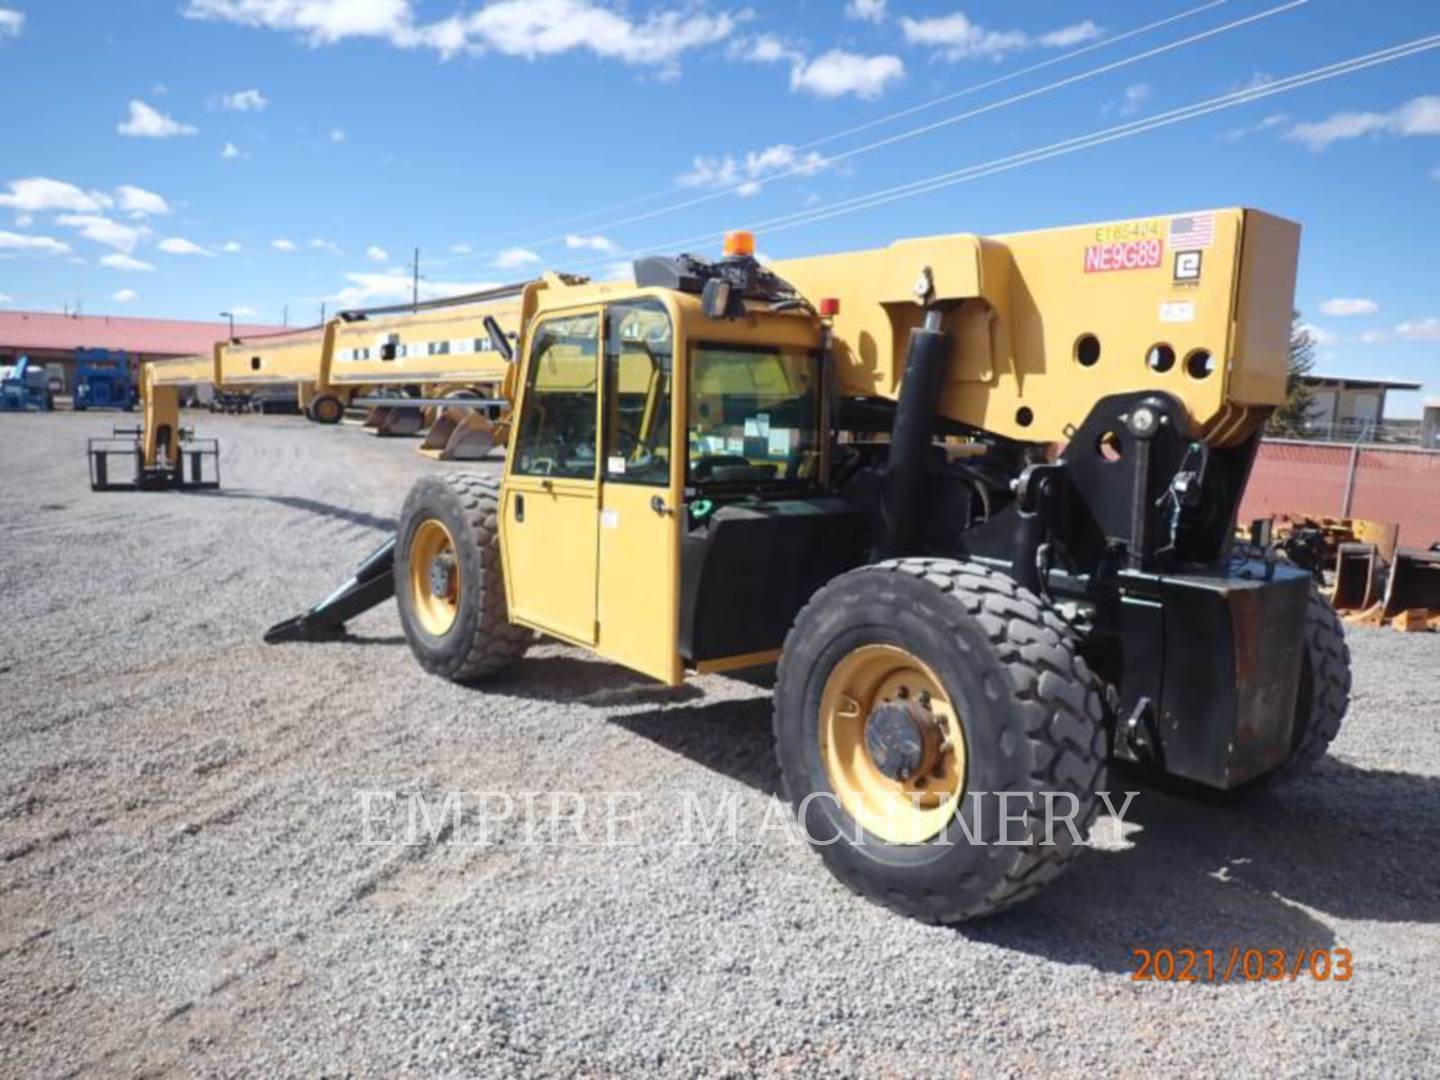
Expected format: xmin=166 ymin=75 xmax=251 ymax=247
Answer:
xmin=408 ymin=518 xmax=461 ymax=637
xmin=819 ymin=644 xmax=968 ymax=845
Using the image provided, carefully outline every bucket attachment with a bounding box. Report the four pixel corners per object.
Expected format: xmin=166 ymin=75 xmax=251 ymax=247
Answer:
xmin=361 ymin=404 xmax=425 ymax=437
xmin=264 ymin=537 xmax=396 ymax=643
xmin=1380 ymin=547 xmax=1440 ymax=621
xmin=1331 ymin=542 xmax=1380 ymax=612
xmin=418 ymin=406 xmax=503 ymax=460
xmin=88 ymin=425 xmax=219 ymax=492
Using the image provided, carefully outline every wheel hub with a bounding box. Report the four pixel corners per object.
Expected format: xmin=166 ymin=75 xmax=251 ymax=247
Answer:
xmin=863 ymin=699 xmax=938 ymax=781
xmin=428 ymin=553 xmax=456 ymax=599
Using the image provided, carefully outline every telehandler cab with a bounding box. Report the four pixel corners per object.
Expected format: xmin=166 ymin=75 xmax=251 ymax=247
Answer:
xmin=265 ymin=210 xmax=1347 ymax=922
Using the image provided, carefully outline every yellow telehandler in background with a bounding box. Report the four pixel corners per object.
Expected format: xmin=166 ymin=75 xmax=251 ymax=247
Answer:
xmin=260 ymin=211 xmax=1350 ymax=922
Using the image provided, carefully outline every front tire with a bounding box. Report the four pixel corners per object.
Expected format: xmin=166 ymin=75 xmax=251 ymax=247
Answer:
xmin=308 ymin=393 xmax=345 ymax=425
xmin=774 ymin=558 xmax=1107 ymax=924
xmin=396 ymin=473 xmax=532 ymax=682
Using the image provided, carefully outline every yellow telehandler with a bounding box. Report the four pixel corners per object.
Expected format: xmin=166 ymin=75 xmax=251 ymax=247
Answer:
xmin=260 ymin=211 xmax=1350 ymax=922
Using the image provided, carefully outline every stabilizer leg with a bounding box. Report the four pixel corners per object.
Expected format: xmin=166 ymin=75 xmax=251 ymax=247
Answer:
xmin=265 ymin=537 xmax=397 ymax=643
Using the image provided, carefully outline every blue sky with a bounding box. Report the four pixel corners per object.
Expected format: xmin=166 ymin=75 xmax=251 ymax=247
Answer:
xmin=0 ymin=0 xmax=1436 ymax=413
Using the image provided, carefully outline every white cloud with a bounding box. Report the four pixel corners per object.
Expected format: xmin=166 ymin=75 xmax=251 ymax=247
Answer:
xmin=1038 ymin=21 xmax=1101 ymax=49
xmin=310 ymin=238 xmax=344 ymax=255
xmin=56 ymin=214 xmax=148 ymax=253
xmin=0 ymin=292 xmax=14 ymax=304
xmin=112 ymin=289 xmax=138 ymax=303
xmin=845 ymin=0 xmax=886 ymax=23
xmin=329 ymin=127 xmax=346 ymax=143
xmin=222 ymin=142 xmax=243 ymax=159
xmin=733 ymin=33 xmax=802 ymax=66
xmin=494 ymin=246 xmax=541 ymax=269
xmin=0 ymin=8 xmax=22 ymax=37
xmin=330 ymin=270 xmax=499 ymax=307
xmin=1116 ymin=83 xmax=1149 ymax=117
xmin=1288 ymin=95 xmax=1440 ymax=151
xmin=1219 ymin=113 xmax=1288 ymax=143
xmin=366 ymin=244 xmax=389 ymax=262
xmin=183 ymin=0 xmax=414 ymax=45
xmin=100 ymin=253 xmax=156 ymax=272
xmin=271 ymin=238 xmax=297 ymax=251
xmin=230 ymin=305 xmax=258 ymax=317
xmin=1393 ymin=317 xmax=1440 ymax=342
xmin=158 ymin=236 xmax=213 ymax=256
xmin=900 ymin=12 xmax=1100 ymax=62
xmin=1318 ymin=297 xmax=1379 ymax=317
xmin=0 ymin=177 xmax=111 ymax=214
xmin=118 ymin=100 xmax=198 ymax=138
xmin=450 ymin=243 xmax=473 ymax=255
xmin=564 ymin=233 xmax=616 ymax=253
xmin=790 ymin=50 xmax=903 ymax=101
xmin=0 ymin=230 xmax=70 ymax=256
xmin=221 ymin=240 xmax=243 ymax=253
xmin=599 ymin=260 xmax=635 ymax=282
xmin=115 ymin=185 xmax=171 ymax=217
xmin=218 ymin=88 xmax=268 ymax=111
xmin=186 ymin=0 xmax=739 ymax=74
xmin=677 ymin=142 xmax=829 ymax=195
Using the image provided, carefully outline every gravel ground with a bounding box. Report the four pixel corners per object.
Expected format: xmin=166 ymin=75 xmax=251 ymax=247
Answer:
xmin=2 ymin=409 xmax=1438 ymax=1078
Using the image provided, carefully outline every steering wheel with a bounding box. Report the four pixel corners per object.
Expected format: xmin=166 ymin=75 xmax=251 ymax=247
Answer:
xmin=691 ymin=454 xmax=751 ymax=481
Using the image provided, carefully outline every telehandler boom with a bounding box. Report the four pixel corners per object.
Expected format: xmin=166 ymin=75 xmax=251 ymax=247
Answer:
xmin=139 ymin=208 xmax=1347 ymax=923
xmin=90 ymin=287 xmax=534 ymax=490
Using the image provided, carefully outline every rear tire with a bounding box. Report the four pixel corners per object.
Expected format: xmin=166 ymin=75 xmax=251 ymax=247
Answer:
xmin=396 ymin=473 xmax=532 ymax=682
xmin=773 ymin=558 xmax=1107 ymax=924
xmin=1247 ymin=587 xmax=1350 ymax=787
xmin=308 ymin=393 xmax=345 ymax=425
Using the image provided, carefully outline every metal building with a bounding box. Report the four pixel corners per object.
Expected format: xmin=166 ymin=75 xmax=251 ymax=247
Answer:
xmin=0 ymin=310 xmax=282 ymax=396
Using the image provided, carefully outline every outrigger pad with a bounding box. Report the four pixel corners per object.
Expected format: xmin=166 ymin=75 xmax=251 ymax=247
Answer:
xmin=264 ymin=537 xmax=397 ymax=644
xmin=88 ymin=427 xmax=220 ymax=492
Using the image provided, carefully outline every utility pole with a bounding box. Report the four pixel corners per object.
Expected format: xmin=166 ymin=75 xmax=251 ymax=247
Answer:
xmin=282 ymin=304 xmax=289 ymax=327
xmin=410 ymin=247 xmax=421 ymax=311
xmin=320 ymin=302 xmax=327 ymax=324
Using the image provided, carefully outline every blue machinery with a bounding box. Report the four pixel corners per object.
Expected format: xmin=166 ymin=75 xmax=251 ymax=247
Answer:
xmin=73 ymin=348 xmax=138 ymax=411
xmin=0 ymin=357 xmax=53 ymax=412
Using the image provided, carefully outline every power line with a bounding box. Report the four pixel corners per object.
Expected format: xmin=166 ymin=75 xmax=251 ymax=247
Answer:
xmin=551 ymin=32 xmax=1440 ymax=273
xmin=445 ymin=0 xmax=1305 ymax=265
xmin=459 ymin=0 xmax=1233 ymax=251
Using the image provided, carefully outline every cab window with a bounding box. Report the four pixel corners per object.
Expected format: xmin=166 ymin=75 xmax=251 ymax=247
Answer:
xmin=512 ymin=313 xmax=599 ymax=479
xmin=603 ymin=301 xmax=672 ymax=487
xmin=688 ymin=344 xmax=821 ymax=487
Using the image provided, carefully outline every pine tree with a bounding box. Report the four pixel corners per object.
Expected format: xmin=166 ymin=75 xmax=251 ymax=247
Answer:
xmin=1268 ymin=311 xmax=1318 ymax=437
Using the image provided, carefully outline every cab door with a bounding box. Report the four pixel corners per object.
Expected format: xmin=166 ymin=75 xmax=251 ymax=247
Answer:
xmin=500 ymin=309 xmax=602 ymax=645
xmin=595 ymin=299 xmax=684 ymax=684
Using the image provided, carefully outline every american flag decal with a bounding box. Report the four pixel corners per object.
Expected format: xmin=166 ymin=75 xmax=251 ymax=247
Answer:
xmin=1168 ymin=212 xmax=1216 ymax=250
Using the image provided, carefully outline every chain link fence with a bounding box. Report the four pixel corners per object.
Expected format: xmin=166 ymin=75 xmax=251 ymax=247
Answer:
xmin=1241 ymin=439 xmax=1440 ymax=548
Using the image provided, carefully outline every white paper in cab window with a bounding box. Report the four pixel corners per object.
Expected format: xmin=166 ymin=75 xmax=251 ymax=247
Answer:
xmin=768 ymin=428 xmax=796 ymax=457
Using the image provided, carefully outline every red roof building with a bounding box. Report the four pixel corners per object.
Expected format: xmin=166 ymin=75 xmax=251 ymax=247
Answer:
xmin=0 ymin=309 xmax=283 ymax=362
